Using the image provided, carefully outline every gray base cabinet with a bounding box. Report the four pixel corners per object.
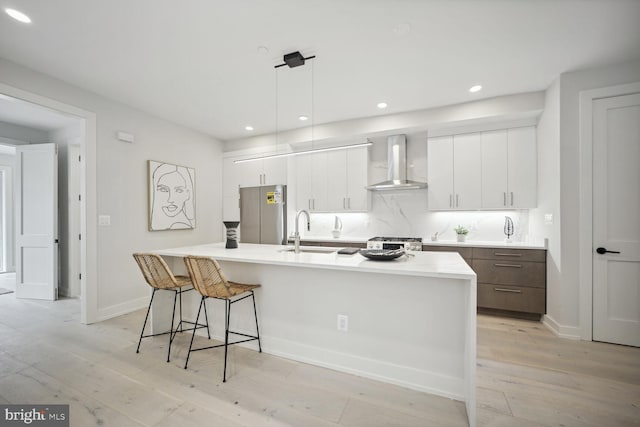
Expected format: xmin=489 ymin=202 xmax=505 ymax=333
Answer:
xmin=425 ymin=245 xmax=547 ymax=317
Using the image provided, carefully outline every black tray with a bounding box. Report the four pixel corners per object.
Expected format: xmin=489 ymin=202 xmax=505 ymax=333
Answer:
xmin=358 ymin=249 xmax=406 ymax=261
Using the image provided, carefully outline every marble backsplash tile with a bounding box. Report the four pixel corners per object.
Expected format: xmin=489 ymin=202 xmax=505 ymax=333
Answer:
xmin=288 ymin=190 xmax=530 ymax=243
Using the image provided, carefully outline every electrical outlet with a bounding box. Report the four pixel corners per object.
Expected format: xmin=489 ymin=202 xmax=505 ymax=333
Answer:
xmin=98 ymin=215 xmax=111 ymax=226
xmin=337 ymin=314 xmax=348 ymax=332
xmin=544 ymin=214 xmax=553 ymax=225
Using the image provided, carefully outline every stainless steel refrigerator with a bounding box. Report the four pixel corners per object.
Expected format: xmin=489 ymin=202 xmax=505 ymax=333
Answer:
xmin=239 ymin=185 xmax=287 ymax=245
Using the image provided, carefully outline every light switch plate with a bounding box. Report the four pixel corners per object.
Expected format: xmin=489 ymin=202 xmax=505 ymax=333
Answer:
xmin=98 ymin=215 xmax=111 ymax=226
xmin=544 ymin=214 xmax=553 ymax=225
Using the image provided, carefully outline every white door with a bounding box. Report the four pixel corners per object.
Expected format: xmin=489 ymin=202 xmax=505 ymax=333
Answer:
xmin=593 ymin=92 xmax=640 ymax=347
xmin=15 ymin=143 xmax=58 ymax=300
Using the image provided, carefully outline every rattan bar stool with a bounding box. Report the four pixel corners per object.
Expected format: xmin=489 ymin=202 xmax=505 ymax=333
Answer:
xmin=133 ymin=253 xmax=210 ymax=362
xmin=182 ymin=255 xmax=262 ymax=382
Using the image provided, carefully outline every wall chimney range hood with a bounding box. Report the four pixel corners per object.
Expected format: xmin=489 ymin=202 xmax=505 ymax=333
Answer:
xmin=366 ymin=135 xmax=428 ymax=191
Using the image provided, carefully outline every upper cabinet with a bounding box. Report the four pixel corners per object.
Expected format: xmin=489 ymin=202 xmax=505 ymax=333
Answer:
xmin=223 ymin=156 xmax=288 ymax=198
xmin=428 ymin=126 xmax=537 ymax=210
xmin=481 ymin=127 xmax=537 ymax=209
xmin=294 ymin=146 xmax=369 ymax=212
xmin=222 ymin=155 xmax=288 ymax=220
xmin=295 ymin=151 xmax=328 ymax=212
xmin=427 ymin=134 xmax=482 ymax=210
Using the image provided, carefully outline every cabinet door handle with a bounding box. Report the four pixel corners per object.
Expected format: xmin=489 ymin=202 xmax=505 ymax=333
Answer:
xmin=510 ymin=191 xmax=514 ymax=206
xmin=494 ymin=252 xmax=522 ymax=257
xmin=494 ymin=288 xmax=522 ymax=293
xmin=456 ymin=194 xmax=459 ymax=207
xmin=449 ymin=194 xmax=452 ymax=208
xmin=348 ymin=198 xmax=351 ymax=209
xmin=313 ymin=199 xmax=315 ymax=210
xmin=503 ymin=192 xmax=506 ymax=206
xmin=494 ymin=263 xmax=522 ymax=268
xmin=308 ymin=199 xmax=311 ymax=210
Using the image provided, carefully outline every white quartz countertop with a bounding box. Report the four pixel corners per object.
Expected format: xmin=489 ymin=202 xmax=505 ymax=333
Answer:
xmin=289 ymin=236 xmax=547 ymax=250
xmin=154 ymin=242 xmax=476 ymax=280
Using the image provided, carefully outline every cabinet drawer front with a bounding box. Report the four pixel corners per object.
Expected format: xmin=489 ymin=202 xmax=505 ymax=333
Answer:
xmin=423 ymin=245 xmax=473 ymax=261
xmin=472 ymin=259 xmax=545 ymax=288
xmin=477 ymin=283 xmax=546 ymax=314
xmin=473 ymin=247 xmax=546 ymax=262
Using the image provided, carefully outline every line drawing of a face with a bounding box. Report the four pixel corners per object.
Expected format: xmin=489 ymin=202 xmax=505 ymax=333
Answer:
xmin=150 ymin=162 xmax=195 ymax=230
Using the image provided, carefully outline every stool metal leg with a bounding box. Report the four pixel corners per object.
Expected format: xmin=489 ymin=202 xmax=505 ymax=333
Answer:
xmin=184 ymin=296 xmax=205 ymax=369
xmin=167 ymin=289 xmax=178 ymax=362
xmin=223 ymin=299 xmax=231 ymax=383
xmin=202 ymin=299 xmax=211 ymax=339
xmin=136 ymin=288 xmax=157 ymax=354
xmin=251 ymin=291 xmax=262 ymax=353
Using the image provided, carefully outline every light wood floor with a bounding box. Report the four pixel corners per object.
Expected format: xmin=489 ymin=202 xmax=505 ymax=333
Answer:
xmin=0 ymin=296 xmax=638 ymax=426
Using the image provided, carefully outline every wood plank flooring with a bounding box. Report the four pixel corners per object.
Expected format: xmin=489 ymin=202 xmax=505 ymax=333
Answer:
xmin=0 ymin=296 xmax=638 ymax=426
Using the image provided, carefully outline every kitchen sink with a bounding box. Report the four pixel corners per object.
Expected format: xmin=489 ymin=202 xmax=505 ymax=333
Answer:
xmin=279 ymin=246 xmax=337 ymax=254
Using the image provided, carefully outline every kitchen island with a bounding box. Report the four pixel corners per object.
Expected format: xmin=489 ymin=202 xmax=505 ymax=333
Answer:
xmin=152 ymin=243 xmax=477 ymax=426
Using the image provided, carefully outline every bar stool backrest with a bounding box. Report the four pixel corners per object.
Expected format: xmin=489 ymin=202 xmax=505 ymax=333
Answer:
xmin=133 ymin=253 xmax=180 ymax=290
xmin=183 ymin=256 xmax=233 ymax=298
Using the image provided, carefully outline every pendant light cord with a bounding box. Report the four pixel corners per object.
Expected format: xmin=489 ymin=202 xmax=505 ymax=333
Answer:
xmin=275 ymin=66 xmax=279 ymax=153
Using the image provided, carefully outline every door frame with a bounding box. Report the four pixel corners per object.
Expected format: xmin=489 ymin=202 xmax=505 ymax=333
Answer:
xmin=578 ymin=81 xmax=640 ymax=341
xmin=0 ymin=82 xmax=97 ymax=324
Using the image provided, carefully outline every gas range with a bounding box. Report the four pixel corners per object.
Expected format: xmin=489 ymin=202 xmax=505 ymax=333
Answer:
xmin=366 ymin=237 xmax=423 ymax=251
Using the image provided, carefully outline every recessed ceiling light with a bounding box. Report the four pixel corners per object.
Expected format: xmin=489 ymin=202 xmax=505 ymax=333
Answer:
xmin=469 ymin=85 xmax=482 ymax=93
xmin=5 ymin=8 xmax=31 ymax=23
xmin=298 ymin=115 xmax=308 ymax=121
xmin=377 ymin=102 xmax=388 ymax=109
xmin=257 ymin=46 xmax=269 ymax=55
xmin=245 ymin=125 xmax=254 ymax=131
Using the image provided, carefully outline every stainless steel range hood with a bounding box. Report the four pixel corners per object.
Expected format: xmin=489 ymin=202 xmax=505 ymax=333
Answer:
xmin=366 ymin=135 xmax=428 ymax=191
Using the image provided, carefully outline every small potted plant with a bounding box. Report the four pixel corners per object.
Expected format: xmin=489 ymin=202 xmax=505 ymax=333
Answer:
xmin=454 ymin=225 xmax=469 ymax=242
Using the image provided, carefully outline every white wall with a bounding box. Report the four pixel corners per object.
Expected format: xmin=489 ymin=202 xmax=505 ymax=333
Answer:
xmin=0 ymin=57 xmax=224 ymax=320
xmin=529 ymin=79 xmax=562 ymax=328
xmin=554 ymin=59 xmax=640 ymax=334
xmin=0 ymin=152 xmax=15 ymax=272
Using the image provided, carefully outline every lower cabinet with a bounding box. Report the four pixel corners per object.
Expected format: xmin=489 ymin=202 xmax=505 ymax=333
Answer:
xmin=424 ymin=245 xmax=547 ymax=317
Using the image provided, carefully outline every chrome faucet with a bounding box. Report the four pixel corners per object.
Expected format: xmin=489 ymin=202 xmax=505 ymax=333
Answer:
xmin=294 ymin=209 xmax=311 ymax=253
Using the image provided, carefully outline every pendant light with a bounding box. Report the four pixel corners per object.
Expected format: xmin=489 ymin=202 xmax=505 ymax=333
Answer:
xmin=235 ymin=51 xmax=371 ymax=164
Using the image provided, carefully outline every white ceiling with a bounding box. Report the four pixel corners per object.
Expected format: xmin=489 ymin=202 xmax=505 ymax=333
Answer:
xmin=0 ymin=0 xmax=638 ymax=142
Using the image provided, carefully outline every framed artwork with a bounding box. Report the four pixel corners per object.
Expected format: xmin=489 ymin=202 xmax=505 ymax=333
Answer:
xmin=148 ymin=160 xmax=196 ymax=231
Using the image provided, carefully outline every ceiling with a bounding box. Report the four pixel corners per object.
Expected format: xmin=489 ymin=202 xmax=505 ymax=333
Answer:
xmin=0 ymin=0 xmax=638 ymax=142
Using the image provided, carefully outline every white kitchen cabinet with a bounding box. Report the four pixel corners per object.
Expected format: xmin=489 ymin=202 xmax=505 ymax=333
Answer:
xmin=427 ymin=136 xmax=454 ymax=210
xmin=481 ymin=130 xmax=509 ymax=208
xmin=223 ymin=154 xmax=288 ymax=221
xmin=427 ymin=134 xmax=482 ymax=210
xmin=295 ymin=151 xmax=328 ymax=212
xmin=481 ymin=127 xmax=537 ymax=209
xmin=326 ymin=147 xmax=368 ymax=211
xmin=453 ymin=133 xmax=483 ymax=209
xmin=294 ymin=146 xmax=368 ymax=213
xmin=223 ymin=155 xmax=287 ymax=198
xmin=507 ymin=127 xmax=537 ymax=208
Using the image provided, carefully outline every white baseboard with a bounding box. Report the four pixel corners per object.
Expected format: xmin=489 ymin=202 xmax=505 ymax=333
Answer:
xmin=192 ymin=328 xmax=464 ymax=401
xmin=97 ymin=296 xmax=148 ymax=322
xmin=542 ymin=314 xmax=582 ymax=340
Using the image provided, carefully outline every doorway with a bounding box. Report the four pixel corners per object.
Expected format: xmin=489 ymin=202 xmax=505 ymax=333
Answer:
xmin=579 ymin=82 xmax=640 ymax=347
xmin=0 ymin=83 xmax=96 ymax=323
